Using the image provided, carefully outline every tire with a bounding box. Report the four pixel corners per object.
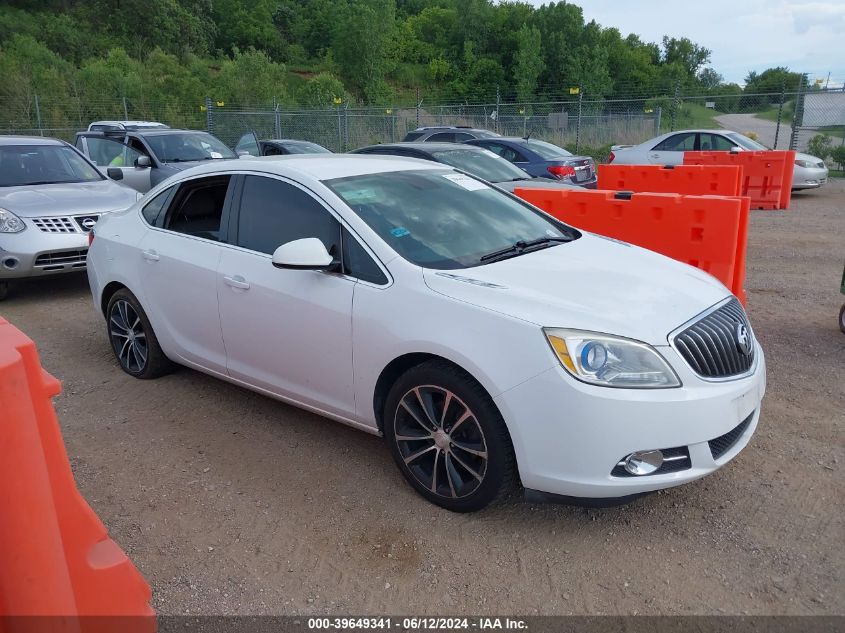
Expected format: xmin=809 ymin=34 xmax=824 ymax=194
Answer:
xmin=0 ymin=282 xmax=9 ymax=301
xmin=384 ymin=360 xmax=516 ymax=512
xmin=840 ymin=303 xmax=845 ymax=334
xmin=106 ymin=288 xmax=172 ymax=379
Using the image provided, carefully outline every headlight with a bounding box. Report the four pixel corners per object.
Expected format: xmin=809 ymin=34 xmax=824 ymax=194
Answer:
xmin=795 ymin=159 xmax=815 ymax=168
xmin=544 ymin=328 xmax=681 ymax=388
xmin=0 ymin=208 xmax=25 ymax=233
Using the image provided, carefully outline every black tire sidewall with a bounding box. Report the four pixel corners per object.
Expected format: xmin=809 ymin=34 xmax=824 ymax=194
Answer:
xmin=384 ymin=361 xmax=514 ymax=512
xmin=106 ymin=289 xmax=168 ymax=379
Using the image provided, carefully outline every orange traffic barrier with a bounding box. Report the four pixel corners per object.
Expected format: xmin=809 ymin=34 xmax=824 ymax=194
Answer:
xmin=683 ymin=150 xmax=795 ymax=210
xmin=0 ymin=317 xmax=155 ymax=633
xmin=514 ymin=188 xmax=750 ymax=305
xmin=598 ymin=164 xmax=743 ymax=197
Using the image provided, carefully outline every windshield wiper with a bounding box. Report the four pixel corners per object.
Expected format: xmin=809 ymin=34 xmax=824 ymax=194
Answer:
xmin=479 ymin=236 xmax=572 ymax=263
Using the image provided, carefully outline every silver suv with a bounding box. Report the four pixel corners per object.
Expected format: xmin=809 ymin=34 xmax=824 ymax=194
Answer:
xmin=402 ymin=126 xmax=500 ymax=143
xmin=0 ymin=136 xmax=139 ymax=300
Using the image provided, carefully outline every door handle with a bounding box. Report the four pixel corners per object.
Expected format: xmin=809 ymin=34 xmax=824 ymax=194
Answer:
xmin=142 ymin=249 xmax=159 ymax=262
xmin=223 ymin=275 xmax=250 ymax=290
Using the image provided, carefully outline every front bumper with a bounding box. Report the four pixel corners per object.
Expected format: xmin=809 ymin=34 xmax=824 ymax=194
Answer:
xmin=0 ymin=221 xmax=90 ymax=280
xmin=792 ymin=165 xmax=828 ymax=189
xmin=494 ymin=344 xmax=766 ymax=499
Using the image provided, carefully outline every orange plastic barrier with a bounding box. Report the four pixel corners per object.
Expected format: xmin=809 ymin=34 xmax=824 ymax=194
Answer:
xmin=0 ymin=317 xmax=155 ymax=633
xmin=514 ymin=188 xmax=750 ymax=304
xmin=598 ymin=164 xmax=743 ymax=197
xmin=683 ymin=150 xmax=795 ymax=210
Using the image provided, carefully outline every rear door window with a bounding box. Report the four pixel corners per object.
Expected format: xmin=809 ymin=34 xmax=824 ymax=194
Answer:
xmin=162 ymin=175 xmax=232 ymax=241
xmin=426 ymin=132 xmax=456 ymax=142
xmin=652 ymin=133 xmax=697 ymax=151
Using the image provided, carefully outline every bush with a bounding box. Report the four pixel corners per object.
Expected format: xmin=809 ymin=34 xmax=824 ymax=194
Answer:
xmin=831 ymin=145 xmax=845 ymax=171
xmin=807 ymin=134 xmax=834 ymax=161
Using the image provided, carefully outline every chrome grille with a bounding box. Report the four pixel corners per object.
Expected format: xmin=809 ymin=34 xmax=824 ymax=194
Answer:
xmin=673 ymin=299 xmax=755 ymax=379
xmin=34 ymin=249 xmax=88 ymax=268
xmin=31 ymin=217 xmax=79 ymax=233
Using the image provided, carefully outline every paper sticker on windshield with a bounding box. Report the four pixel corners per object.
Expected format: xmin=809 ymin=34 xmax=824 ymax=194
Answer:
xmin=340 ymin=188 xmax=379 ymax=204
xmin=391 ymin=227 xmax=410 ymax=238
xmin=209 ymin=151 xmax=223 ymax=159
xmin=443 ymin=173 xmax=489 ymax=191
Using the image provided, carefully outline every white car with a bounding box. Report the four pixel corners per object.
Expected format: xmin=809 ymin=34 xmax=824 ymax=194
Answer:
xmin=610 ymin=129 xmax=828 ymax=190
xmin=87 ymin=155 xmax=766 ymax=512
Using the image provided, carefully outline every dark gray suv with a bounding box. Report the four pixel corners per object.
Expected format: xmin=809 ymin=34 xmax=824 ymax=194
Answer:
xmin=75 ymin=127 xmax=237 ymax=193
xmin=401 ymin=126 xmax=500 ymax=143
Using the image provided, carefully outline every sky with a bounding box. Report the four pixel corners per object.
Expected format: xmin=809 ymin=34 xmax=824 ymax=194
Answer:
xmin=523 ymin=0 xmax=845 ymax=87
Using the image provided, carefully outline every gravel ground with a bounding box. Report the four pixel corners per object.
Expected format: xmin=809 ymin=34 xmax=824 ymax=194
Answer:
xmin=2 ymin=182 xmax=843 ymax=616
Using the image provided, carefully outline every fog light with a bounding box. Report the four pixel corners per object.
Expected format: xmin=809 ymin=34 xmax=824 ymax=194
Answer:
xmin=624 ymin=450 xmax=664 ymax=475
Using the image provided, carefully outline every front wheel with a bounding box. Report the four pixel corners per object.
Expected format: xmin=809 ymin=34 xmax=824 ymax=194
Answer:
xmin=839 ymin=303 xmax=845 ymax=334
xmin=0 ymin=281 xmax=9 ymax=301
xmin=384 ymin=360 xmax=516 ymax=512
xmin=106 ymin=288 xmax=172 ymax=379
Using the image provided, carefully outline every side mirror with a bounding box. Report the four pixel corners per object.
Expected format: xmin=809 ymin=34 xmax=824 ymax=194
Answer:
xmin=730 ymin=146 xmax=743 ymax=154
xmin=236 ymin=150 xmax=252 ymax=157
xmin=135 ymin=155 xmax=152 ymax=168
xmin=271 ymin=238 xmax=334 ymax=270
xmin=106 ymin=167 xmax=124 ymax=180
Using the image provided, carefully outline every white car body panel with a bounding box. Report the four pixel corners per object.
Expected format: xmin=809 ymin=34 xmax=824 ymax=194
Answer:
xmin=87 ymin=156 xmax=766 ymax=500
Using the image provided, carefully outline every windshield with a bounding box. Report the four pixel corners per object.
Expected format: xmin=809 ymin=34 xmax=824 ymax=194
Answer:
xmin=284 ymin=141 xmax=331 ymax=154
xmin=144 ymin=132 xmax=236 ymax=162
xmin=0 ymin=144 xmax=103 ymax=187
xmin=524 ymin=140 xmax=573 ymax=159
xmin=431 ymin=148 xmax=529 ymax=183
xmin=324 ymin=169 xmax=578 ymax=270
xmin=726 ymin=132 xmax=769 ymax=151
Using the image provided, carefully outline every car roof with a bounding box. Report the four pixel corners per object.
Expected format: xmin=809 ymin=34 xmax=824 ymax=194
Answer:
xmin=264 ymin=139 xmax=325 ymax=144
xmin=0 ymin=135 xmax=65 ymax=146
xmin=411 ymin=126 xmax=493 ymax=132
xmin=361 ymin=142 xmax=486 ymax=153
xmin=180 ymin=154 xmax=448 ymax=181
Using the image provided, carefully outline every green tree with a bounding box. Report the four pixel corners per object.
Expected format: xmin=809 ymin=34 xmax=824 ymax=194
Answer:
xmin=807 ymin=134 xmax=834 ymax=161
xmin=513 ymin=25 xmax=543 ymax=103
xmin=298 ymin=72 xmax=349 ymax=107
xmin=830 ymin=144 xmax=845 ymax=170
xmin=333 ymin=0 xmax=395 ymax=103
xmin=661 ymin=36 xmax=711 ymax=76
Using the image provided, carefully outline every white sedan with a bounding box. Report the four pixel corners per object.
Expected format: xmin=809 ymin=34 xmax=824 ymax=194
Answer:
xmin=610 ymin=129 xmax=828 ymax=190
xmin=87 ymin=155 xmax=765 ymax=511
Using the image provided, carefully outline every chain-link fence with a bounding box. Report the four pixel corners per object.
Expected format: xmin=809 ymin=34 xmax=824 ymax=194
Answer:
xmin=3 ymin=84 xmax=844 ymax=162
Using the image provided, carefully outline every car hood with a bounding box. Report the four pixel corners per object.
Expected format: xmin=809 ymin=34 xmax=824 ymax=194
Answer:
xmin=422 ymin=233 xmax=730 ymax=346
xmin=795 ymin=152 xmax=824 ymax=165
xmin=0 ymin=179 xmax=138 ymax=217
xmin=494 ymin=178 xmax=579 ymax=193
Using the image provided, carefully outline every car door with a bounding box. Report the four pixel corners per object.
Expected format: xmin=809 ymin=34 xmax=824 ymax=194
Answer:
xmin=76 ymin=133 xmax=152 ymax=192
xmin=647 ymin=132 xmax=697 ymax=165
xmin=234 ymin=132 xmax=260 ymax=156
xmin=698 ymin=133 xmax=736 ymax=152
xmin=135 ymin=174 xmax=234 ymax=374
xmin=217 ymin=174 xmax=356 ymax=417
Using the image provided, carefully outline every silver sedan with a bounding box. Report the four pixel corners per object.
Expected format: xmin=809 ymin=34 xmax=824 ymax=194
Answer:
xmin=610 ymin=129 xmax=829 ymax=190
xmin=0 ymin=136 xmax=140 ymax=300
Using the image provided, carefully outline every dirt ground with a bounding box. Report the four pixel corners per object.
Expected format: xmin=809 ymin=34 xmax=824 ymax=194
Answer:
xmin=2 ymin=182 xmax=843 ymax=616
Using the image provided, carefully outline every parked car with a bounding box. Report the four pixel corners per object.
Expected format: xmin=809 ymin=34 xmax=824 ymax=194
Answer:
xmin=464 ymin=137 xmax=597 ymax=188
xmin=0 ymin=136 xmax=139 ymax=301
xmin=75 ymin=127 xmax=237 ymax=193
xmin=610 ymin=129 xmax=828 ymax=190
xmin=88 ymin=154 xmax=765 ymax=512
xmin=402 ymin=126 xmax=500 ymax=143
xmin=233 ymin=132 xmax=331 ymax=156
xmin=351 ymin=143 xmax=576 ymax=192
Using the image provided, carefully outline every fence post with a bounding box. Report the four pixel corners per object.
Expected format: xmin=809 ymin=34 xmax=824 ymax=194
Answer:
xmin=204 ymin=97 xmax=214 ymax=134
xmin=669 ymin=79 xmax=681 ymax=132
xmin=415 ymin=88 xmax=421 ymax=128
xmin=788 ymin=74 xmax=806 ymax=151
xmin=344 ymin=103 xmax=349 ymax=150
xmin=655 ymin=106 xmax=662 ymax=135
xmin=336 ymin=103 xmax=343 ymax=152
xmin=273 ymin=96 xmax=282 ymax=138
xmin=574 ymin=87 xmax=583 ymax=154
xmin=122 ymin=96 xmax=129 ymax=121
xmin=773 ymin=86 xmax=785 ymax=149
xmin=494 ymin=85 xmax=501 ymax=133
xmin=34 ymin=94 xmax=43 ymax=137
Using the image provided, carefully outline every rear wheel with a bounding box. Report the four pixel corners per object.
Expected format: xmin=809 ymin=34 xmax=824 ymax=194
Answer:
xmin=384 ymin=360 xmax=516 ymax=512
xmin=106 ymin=288 xmax=171 ymax=379
xmin=839 ymin=303 xmax=845 ymax=334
